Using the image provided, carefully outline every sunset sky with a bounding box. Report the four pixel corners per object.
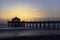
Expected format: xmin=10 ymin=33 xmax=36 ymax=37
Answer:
xmin=0 ymin=0 xmax=60 ymax=21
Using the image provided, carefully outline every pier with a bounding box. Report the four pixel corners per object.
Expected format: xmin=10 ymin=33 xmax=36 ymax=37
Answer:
xmin=8 ymin=17 xmax=60 ymax=29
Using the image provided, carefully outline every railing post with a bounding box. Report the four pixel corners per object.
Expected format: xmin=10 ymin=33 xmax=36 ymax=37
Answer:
xmin=57 ymin=23 xmax=59 ymax=30
xmin=32 ymin=23 xmax=34 ymax=28
xmin=59 ymin=23 xmax=60 ymax=29
xmin=48 ymin=23 xmax=50 ymax=29
xmin=8 ymin=22 xmax=9 ymax=27
xmin=39 ymin=23 xmax=41 ymax=29
xmin=43 ymin=23 xmax=46 ymax=29
xmin=37 ymin=23 xmax=40 ymax=29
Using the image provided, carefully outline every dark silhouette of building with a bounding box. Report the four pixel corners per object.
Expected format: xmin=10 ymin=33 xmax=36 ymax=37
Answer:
xmin=8 ymin=17 xmax=60 ymax=29
xmin=8 ymin=17 xmax=21 ymax=27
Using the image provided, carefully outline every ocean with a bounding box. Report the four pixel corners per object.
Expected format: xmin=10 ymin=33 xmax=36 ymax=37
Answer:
xmin=0 ymin=23 xmax=60 ymax=38
xmin=0 ymin=27 xmax=60 ymax=38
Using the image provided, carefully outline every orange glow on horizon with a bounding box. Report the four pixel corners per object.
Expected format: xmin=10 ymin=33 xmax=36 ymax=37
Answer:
xmin=1 ymin=5 xmax=45 ymax=21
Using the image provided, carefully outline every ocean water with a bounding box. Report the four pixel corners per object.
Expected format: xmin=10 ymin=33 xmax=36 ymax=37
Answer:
xmin=0 ymin=27 xmax=60 ymax=38
xmin=0 ymin=23 xmax=60 ymax=38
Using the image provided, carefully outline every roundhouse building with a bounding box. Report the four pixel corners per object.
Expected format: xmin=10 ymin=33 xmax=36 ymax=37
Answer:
xmin=8 ymin=17 xmax=60 ymax=29
xmin=8 ymin=17 xmax=21 ymax=27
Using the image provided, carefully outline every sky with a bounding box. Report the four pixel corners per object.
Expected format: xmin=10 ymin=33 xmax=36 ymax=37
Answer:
xmin=0 ymin=0 xmax=60 ymax=21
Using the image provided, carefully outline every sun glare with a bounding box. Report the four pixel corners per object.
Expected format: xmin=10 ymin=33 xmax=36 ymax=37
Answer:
xmin=2 ymin=5 xmax=43 ymax=21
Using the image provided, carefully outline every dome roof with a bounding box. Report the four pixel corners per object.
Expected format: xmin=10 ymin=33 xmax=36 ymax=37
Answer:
xmin=12 ymin=17 xmax=20 ymax=22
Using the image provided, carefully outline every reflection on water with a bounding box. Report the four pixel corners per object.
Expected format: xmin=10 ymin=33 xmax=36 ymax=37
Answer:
xmin=0 ymin=23 xmax=60 ymax=38
xmin=0 ymin=27 xmax=60 ymax=38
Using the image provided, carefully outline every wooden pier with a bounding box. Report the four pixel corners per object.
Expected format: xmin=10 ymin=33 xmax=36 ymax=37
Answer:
xmin=8 ymin=17 xmax=60 ymax=29
xmin=8 ymin=21 xmax=60 ymax=29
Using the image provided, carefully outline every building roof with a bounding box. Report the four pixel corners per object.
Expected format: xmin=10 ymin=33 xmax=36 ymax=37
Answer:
xmin=12 ymin=17 xmax=20 ymax=22
xmin=12 ymin=17 xmax=20 ymax=20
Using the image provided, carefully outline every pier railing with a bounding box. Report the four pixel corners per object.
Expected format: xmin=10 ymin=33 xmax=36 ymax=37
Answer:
xmin=8 ymin=21 xmax=60 ymax=29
